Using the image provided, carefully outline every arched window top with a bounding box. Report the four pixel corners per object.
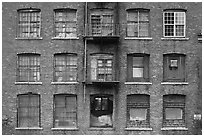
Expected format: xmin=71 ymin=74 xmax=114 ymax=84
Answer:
xmin=54 ymin=8 xmax=77 ymax=12
xmin=163 ymin=8 xmax=187 ymax=12
xmin=17 ymin=8 xmax=41 ymax=13
xmin=17 ymin=92 xmax=39 ymax=96
xmin=127 ymin=94 xmax=150 ymax=103
xmin=128 ymin=53 xmax=150 ymax=56
xmin=54 ymin=53 xmax=77 ymax=56
xmin=91 ymin=53 xmax=113 ymax=57
xmin=163 ymin=53 xmax=186 ymax=57
xmin=54 ymin=93 xmax=76 ymax=97
xmin=163 ymin=94 xmax=185 ymax=102
xmin=90 ymin=8 xmax=113 ymax=15
xmin=126 ymin=8 xmax=150 ymax=12
xmin=17 ymin=53 xmax=40 ymax=56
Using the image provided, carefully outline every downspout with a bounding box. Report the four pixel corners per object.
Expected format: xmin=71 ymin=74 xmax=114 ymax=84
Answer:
xmin=83 ymin=2 xmax=88 ymax=103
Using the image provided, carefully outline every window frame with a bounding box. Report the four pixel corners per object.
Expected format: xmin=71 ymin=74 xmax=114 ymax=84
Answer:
xmin=90 ymin=53 xmax=114 ymax=82
xmin=53 ymin=53 xmax=78 ymax=82
xmin=126 ymin=94 xmax=150 ymax=128
xmin=90 ymin=9 xmax=114 ymax=36
xmin=53 ymin=8 xmax=77 ymax=38
xmin=127 ymin=53 xmax=149 ymax=82
xmin=163 ymin=94 xmax=186 ymax=128
xmin=163 ymin=10 xmax=186 ymax=38
xmin=90 ymin=94 xmax=113 ymax=128
xmin=16 ymin=8 xmax=42 ymax=39
xmin=17 ymin=93 xmax=41 ymax=128
xmin=163 ymin=53 xmax=186 ymax=82
xmin=126 ymin=9 xmax=150 ymax=37
xmin=17 ymin=53 xmax=41 ymax=82
xmin=53 ymin=94 xmax=77 ymax=128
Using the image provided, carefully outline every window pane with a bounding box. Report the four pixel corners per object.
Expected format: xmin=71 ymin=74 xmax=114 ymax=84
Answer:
xmin=127 ymin=12 xmax=138 ymax=22
xmin=165 ymin=25 xmax=174 ymax=36
xmin=133 ymin=57 xmax=143 ymax=67
xmin=130 ymin=108 xmax=147 ymax=120
xmin=166 ymin=108 xmax=183 ymax=119
xmin=133 ymin=68 xmax=143 ymax=77
xmin=164 ymin=12 xmax=174 ymax=24
xmin=175 ymin=12 xmax=185 ymax=24
xmin=139 ymin=23 xmax=149 ymax=37
xmin=139 ymin=12 xmax=149 ymax=22
xmin=127 ymin=23 xmax=138 ymax=37
xmin=176 ymin=25 xmax=184 ymax=36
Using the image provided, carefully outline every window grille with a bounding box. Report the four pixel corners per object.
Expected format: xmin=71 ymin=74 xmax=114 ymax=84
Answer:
xmin=54 ymin=94 xmax=77 ymax=128
xmin=127 ymin=9 xmax=150 ymax=37
xmin=17 ymin=93 xmax=40 ymax=127
xmin=163 ymin=11 xmax=186 ymax=37
xmin=17 ymin=53 xmax=40 ymax=82
xmin=54 ymin=9 xmax=77 ymax=38
xmin=17 ymin=8 xmax=41 ymax=38
xmin=54 ymin=53 xmax=77 ymax=82
xmin=127 ymin=94 xmax=150 ymax=128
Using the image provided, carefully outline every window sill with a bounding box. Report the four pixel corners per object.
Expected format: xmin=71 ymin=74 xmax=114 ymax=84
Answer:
xmin=51 ymin=128 xmax=79 ymax=131
xmin=51 ymin=37 xmax=79 ymax=40
xmin=125 ymin=37 xmax=153 ymax=40
xmin=15 ymin=37 xmax=43 ymax=40
xmin=125 ymin=82 xmax=152 ymax=85
xmin=89 ymin=128 xmax=114 ymax=131
xmin=15 ymin=82 xmax=43 ymax=85
xmin=161 ymin=37 xmax=189 ymax=41
xmin=15 ymin=127 xmax=43 ymax=130
xmin=51 ymin=82 xmax=79 ymax=85
xmin=161 ymin=82 xmax=189 ymax=85
xmin=161 ymin=127 xmax=188 ymax=131
xmin=125 ymin=128 xmax=153 ymax=131
xmin=198 ymin=38 xmax=202 ymax=41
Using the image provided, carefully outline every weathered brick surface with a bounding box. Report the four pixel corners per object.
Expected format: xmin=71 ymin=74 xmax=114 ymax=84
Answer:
xmin=2 ymin=2 xmax=202 ymax=135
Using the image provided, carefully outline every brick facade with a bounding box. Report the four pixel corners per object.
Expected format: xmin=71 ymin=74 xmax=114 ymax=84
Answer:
xmin=2 ymin=2 xmax=202 ymax=135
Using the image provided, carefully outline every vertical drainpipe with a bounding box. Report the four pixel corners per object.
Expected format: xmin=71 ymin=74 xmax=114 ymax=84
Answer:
xmin=83 ymin=2 xmax=88 ymax=103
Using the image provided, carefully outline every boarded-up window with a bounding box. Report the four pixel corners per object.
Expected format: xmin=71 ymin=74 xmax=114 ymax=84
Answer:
xmin=17 ymin=93 xmax=40 ymax=127
xmin=90 ymin=95 xmax=113 ymax=127
xmin=127 ymin=94 xmax=150 ymax=128
xmin=54 ymin=53 xmax=77 ymax=82
xmin=17 ymin=53 xmax=40 ymax=82
xmin=163 ymin=94 xmax=186 ymax=127
xmin=127 ymin=9 xmax=149 ymax=37
xmin=54 ymin=9 xmax=77 ymax=38
xmin=91 ymin=54 xmax=113 ymax=81
xmin=54 ymin=94 xmax=77 ymax=128
xmin=127 ymin=54 xmax=149 ymax=82
xmin=163 ymin=54 xmax=185 ymax=82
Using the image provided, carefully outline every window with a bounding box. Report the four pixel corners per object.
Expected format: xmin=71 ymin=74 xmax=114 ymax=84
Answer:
xmin=17 ymin=8 xmax=41 ymax=38
xmin=163 ymin=94 xmax=186 ymax=127
xmin=17 ymin=53 xmax=40 ymax=82
xmin=90 ymin=9 xmax=114 ymax=36
xmin=127 ymin=94 xmax=150 ymax=128
xmin=163 ymin=10 xmax=186 ymax=37
xmin=54 ymin=8 xmax=77 ymax=38
xmin=90 ymin=95 xmax=113 ymax=127
xmin=90 ymin=54 xmax=113 ymax=81
xmin=54 ymin=53 xmax=77 ymax=82
xmin=127 ymin=54 xmax=149 ymax=82
xmin=163 ymin=53 xmax=185 ymax=82
xmin=17 ymin=93 xmax=40 ymax=128
xmin=127 ymin=9 xmax=150 ymax=37
xmin=54 ymin=94 xmax=77 ymax=128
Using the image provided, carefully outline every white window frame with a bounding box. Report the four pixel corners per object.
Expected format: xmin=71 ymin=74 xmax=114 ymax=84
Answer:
xmin=163 ymin=11 xmax=186 ymax=37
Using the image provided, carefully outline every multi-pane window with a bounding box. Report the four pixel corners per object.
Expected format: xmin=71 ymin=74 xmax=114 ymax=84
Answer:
xmin=163 ymin=53 xmax=185 ymax=82
xmin=163 ymin=94 xmax=186 ymax=127
xmin=54 ymin=9 xmax=77 ymax=38
xmin=17 ymin=8 xmax=41 ymax=38
xmin=127 ymin=9 xmax=150 ymax=37
xmin=17 ymin=93 xmax=40 ymax=128
xmin=127 ymin=54 xmax=149 ymax=82
xmin=163 ymin=10 xmax=186 ymax=37
xmin=90 ymin=95 xmax=113 ymax=127
xmin=54 ymin=53 xmax=77 ymax=82
xmin=127 ymin=94 xmax=150 ymax=128
xmin=54 ymin=94 xmax=77 ymax=128
xmin=91 ymin=9 xmax=114 ymax=36
xmin=17 ymin=53 xmax=40 ymax=82
xmin=90 ymin=54 xmax=113 ymax=81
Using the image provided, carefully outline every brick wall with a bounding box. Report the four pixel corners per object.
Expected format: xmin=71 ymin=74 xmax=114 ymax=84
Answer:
xmin=2 ymin=2 xmax=202 ymax=135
